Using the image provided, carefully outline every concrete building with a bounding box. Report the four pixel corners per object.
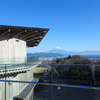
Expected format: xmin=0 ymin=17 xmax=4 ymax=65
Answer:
xmin=0 ymin=25 xmax=49 ymax=100
xmin=0 ymin=25 xmax=49 ymax=64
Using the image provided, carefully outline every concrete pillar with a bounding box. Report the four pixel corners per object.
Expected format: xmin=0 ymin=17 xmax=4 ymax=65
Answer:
xmin=0 ymin=36 xmax=26 ymax=64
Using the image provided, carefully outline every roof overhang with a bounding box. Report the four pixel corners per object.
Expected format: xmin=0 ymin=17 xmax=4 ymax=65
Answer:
xmin=0 ymin=25 xmax=49 ymax=47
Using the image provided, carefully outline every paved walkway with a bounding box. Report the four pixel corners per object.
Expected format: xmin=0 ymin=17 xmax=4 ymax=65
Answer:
xmin=34 ymin=67 xmax=100 ymax=100
xmin=34 ymin=85 xmax=100 ymax=100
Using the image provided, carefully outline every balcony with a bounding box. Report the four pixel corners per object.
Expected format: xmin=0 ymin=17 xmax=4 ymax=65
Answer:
xmin=0 ymin=63 xmax=100 ymax=100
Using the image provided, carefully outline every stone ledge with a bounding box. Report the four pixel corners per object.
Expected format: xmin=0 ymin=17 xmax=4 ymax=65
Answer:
xmin=14 ymin=78 xmax=39 ymax=100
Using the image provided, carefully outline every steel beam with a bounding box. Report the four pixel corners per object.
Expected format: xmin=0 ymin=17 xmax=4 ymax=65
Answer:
xmin=0 ymin=29 xmax=11 ymax=37
xmin=23 ymin=32 xmax=42 ymax=40
xmin=10 ymin=30 xmax=27 ymax=38
xmin=27 ymin=40 xmax=40 ymax=44
xmin=26 ymin=36 xmax=43 ymax=42
xmin=19 ymin=30 xmax=38 ymax=39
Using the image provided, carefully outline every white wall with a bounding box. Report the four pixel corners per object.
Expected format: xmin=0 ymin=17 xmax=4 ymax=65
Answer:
xmin=0 ymin=67 xmax=34 ymax=100
xmin=0 ymin=36 xmax=26 ymax=64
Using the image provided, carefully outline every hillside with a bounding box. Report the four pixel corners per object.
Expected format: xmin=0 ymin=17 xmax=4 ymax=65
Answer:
xmin=27 ymin=52 xmax=64 ymax=58
xmin=46 ymin=47 xmax=100 ymax=55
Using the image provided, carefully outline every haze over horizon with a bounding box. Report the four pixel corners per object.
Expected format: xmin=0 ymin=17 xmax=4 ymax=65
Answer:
xmin=0 ymin=0 xmax=100 ymax=53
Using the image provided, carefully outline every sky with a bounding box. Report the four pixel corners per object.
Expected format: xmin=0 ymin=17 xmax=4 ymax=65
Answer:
xmin=0 ymin=0 xmax=100 ymax=53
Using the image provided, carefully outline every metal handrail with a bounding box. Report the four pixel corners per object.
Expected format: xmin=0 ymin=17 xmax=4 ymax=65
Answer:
xmin=0 ymin=80 xmax=100 ymax=90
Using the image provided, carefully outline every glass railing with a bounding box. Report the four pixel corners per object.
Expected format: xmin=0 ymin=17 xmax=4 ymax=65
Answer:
xmin=0 ymin=61 xmax=41 ymax=71
xmin=0 ymin=57 xmax=26 ymax=64
xmin=0 ymin=63 xmax=100 ymax=100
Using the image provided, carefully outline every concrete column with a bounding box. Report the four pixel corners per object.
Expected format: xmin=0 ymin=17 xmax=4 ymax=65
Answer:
xmin=0 ymin=36 xmax=26 ymax=64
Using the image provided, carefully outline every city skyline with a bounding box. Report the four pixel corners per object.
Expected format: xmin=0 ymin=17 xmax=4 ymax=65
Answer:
xmin=0 ymin=0 xmax=100 ymax=53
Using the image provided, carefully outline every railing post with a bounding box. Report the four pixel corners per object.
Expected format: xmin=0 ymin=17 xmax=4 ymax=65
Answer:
xmin=91 ymin=64 xmax=95 ymax=85
xmin=51 ymin=65 xmax=53 ymax=100
xmin=5 ymin=64 xmax=6 ymax=100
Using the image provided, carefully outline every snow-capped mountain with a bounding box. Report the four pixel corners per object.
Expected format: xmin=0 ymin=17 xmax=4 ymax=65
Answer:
xmin=46 ymin=47 xmax=100 ymax=55
xmin=46 ymin=47 xmax=75 ymax=54
xmin=27 ymin=47 xmax=100 ymax=58
xmin=53 ymin=47 xmax=63 ymax=50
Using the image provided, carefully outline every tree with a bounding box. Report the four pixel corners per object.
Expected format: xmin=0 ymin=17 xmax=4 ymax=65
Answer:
xmin=67 ymin=55 xmax=72 ymax=59
xmin=56 ymin=58 xmax=60 ymax=63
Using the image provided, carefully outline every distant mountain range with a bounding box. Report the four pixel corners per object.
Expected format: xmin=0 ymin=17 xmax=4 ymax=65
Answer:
xmin=27 ymin=52 xmax=64 ymax=58
xmin=46 ymin=47 xmax=100 ymax=55
xmin=27 ymin=47 xmax=100 ymax=58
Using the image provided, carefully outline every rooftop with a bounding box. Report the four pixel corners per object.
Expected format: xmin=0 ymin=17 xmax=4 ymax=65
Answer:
xmin=0 ymin=25 xmax=49 ymax=47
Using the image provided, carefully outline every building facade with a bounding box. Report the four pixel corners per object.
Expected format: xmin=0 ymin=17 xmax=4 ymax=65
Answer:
xmin=0 ymin=25 xmax=49 ymax=100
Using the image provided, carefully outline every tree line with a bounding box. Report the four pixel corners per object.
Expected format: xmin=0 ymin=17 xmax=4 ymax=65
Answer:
xmin=50 ymin=55 xmax=100 ymax=86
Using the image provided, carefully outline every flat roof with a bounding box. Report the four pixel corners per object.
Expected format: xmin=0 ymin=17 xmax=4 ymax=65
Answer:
xmin=0 ymin=25 xmax=49 ymax=47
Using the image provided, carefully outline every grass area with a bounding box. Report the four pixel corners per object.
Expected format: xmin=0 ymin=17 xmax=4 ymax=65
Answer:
xmin=33 ymin=65 xmax=51 ymax=78
xmin=33 ymin=67 xmax=50 ymax=73
xmin=34 ymin=73 xmax=45 ymax=78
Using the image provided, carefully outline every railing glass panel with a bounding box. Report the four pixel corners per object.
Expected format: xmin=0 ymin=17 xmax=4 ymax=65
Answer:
xmin=0 ymin=64 xmax=100 ymax=100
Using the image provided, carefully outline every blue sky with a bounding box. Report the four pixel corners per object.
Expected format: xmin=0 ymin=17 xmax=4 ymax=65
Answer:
xmin=0 ymin=0 xmax=100 ymax=53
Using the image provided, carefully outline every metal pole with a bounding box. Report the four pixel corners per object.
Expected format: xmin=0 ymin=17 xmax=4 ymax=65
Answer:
xmin=91 ymin=64 xmax=95 ymax=85
xmin=51 ymin=66 xmax=53 ymax=100
xmin=5 ymin=64 xmax=6 ymax=100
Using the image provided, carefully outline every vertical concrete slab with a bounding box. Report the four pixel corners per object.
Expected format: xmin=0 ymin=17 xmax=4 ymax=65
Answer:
xmin=0 ymin=36 xmax=26 ymax=64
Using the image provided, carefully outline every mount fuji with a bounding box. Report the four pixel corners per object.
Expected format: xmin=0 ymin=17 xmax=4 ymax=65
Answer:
xmin=46 ymin=47 xmax=100 ymax=55
xmin=46 ymin=47 xmax=77 ymax=55
xmin=27 ymin=47 xmax=100 ymax=58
